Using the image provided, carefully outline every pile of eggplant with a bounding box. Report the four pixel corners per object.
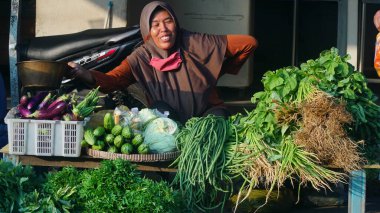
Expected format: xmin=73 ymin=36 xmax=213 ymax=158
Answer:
xmin=17 ymin=87 xmax=100 ymax=121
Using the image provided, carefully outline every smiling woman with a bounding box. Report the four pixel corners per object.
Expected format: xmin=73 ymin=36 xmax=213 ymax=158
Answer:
xmin=67 ymin=1 xmax=258 ymax=123
xmin=149 ymin=9 xmax=177 ymax=50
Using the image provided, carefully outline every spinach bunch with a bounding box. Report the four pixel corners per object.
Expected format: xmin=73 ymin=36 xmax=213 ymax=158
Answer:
xmin=0 ymin=160 xmax=43 ymax=212
xmin=32 ymin=159 xmax=181 ymax=212
xmin=79 ymin=159 xmax=181 ymax=212
xmin=249 ymin=47 xmax=380 ymax=161
xmin=19 ymin=186 xmax=77 ymax=213
xmin=300 ymin=48 xmax=380 ymax=161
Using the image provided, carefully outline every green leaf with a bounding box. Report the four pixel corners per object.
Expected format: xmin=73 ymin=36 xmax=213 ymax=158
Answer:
xmin=282 ymin=75 xmax=298 ymax=98
xmin=342 ymin=89 xmax=356 ymax=100
xmin=337 ymin=78 xmax=350 ymax=87
xmin=352 ymin=72 xmax=365 ymax=82
xmin=268 ymin=154 xmax=282 ymax=162
xmin=264 ymin=112 xmax=275 ymax=123
xmin=270 ymin=91 xmax=282 ymax=102
xmin=326 ymin=61 xmax=338 ymax=81
xmin=336 ymin=63 xmax=349 ymax=77
xmin=266 ymin=75 xmax=284 ymax=90
xmin=318 ymin=55 xmax=330 ymax=65
xmin=251 ymin=91 xmax=266 ymax=104
xmin=281 ymin=124 xmax=289 ymax=136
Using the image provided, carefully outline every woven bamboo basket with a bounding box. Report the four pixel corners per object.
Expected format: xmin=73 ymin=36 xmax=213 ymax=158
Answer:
xmin=87 ymin=148 xmax=180 ymax=162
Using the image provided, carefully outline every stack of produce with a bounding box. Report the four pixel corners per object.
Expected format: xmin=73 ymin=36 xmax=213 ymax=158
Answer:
xmin=227 ymin=48 xmax=378 ymax=210
xmin=16 ymin=87 xmax=100 ymax=121
xmin=83 ymin=107 xmax=179 ymax=155
xmin=173 ymin=48 xmax=380 ymax=212
xmin=83 ymin=112 xmax=149 ymax=154
xmin=131 ymin=108 xmax=178 ymax=154
xmin=173 ymin=115 xmax=237 ymax=211
xmin=0 ymin=159 xmax=182 ymax=212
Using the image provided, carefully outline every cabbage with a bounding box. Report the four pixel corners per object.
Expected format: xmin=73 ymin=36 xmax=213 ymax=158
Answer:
xmin=143 ymin=118 xmax=178 ymax=153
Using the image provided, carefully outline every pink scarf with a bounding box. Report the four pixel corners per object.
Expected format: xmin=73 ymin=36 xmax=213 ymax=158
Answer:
xmin=149 ymin=50 xmax=182 ymax=71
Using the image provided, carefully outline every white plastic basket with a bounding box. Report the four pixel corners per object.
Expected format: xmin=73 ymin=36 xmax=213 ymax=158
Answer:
xmin=5 ymin=108 xmax=85 ymax=157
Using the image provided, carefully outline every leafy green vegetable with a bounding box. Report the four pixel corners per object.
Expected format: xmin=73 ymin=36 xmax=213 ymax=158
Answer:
xmin=229 ymin=48 xmax=377 ymax=210
xmin=173 ymin=115 xmax=235 ymax=212
xmin=1 ymin=159 xmax=181 ymax=212
xmin=247 ymin=47 xmax=380 ymax=161
xmin=78 ymin=159 xmax=181 ymax=212
xmin=19 ymin=186 xmax=78 ymax=213
xmin=0 ymin=160 xmax=43 ymax=213
xmin=143 ymin=118 xmax=178 ymax=153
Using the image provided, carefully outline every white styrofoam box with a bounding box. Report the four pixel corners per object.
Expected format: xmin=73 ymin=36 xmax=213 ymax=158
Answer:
xmin=5 ymin=108 xmax=84 ymax=157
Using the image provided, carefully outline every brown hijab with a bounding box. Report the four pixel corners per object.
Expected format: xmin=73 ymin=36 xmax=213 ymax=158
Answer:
xmin=127 ymin=1 xmax=227 ymax=123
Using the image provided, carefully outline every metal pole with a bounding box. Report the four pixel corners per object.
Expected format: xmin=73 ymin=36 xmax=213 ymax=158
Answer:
xmin=9 ymin=0 xmax=21 ymax=107
xmin=359 ymin=2 xmax=366 ymax=73
xmin=104 ymin=1 xmax=114 ymax=29
xmin=346 ymin=0 xmax=359 ymax=67
xmin=292 ymin=0 xmax=298 ymax=66
xmin=337 ymin=0 xmax=348 ymax=56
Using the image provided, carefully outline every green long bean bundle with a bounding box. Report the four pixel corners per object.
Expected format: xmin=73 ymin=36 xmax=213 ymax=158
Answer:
xmin=172 ymin=115 xmax=237 ymax=212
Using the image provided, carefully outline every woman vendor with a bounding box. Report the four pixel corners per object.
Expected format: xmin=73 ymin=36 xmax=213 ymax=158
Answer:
xmin=68 ymin=1 xmax=257 ymax=123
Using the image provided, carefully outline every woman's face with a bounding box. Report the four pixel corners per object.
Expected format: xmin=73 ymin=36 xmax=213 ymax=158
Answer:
xmin=150 ymin=9 xmax=176 ymax=50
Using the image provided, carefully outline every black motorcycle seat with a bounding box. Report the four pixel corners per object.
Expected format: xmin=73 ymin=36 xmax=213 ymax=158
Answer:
xmin=19 ymin=25 xmax=141 ymax=61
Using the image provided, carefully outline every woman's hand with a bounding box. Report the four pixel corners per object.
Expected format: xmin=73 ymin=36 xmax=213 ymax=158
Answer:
xmin=67 ymin=62 xmax=95 ymax=86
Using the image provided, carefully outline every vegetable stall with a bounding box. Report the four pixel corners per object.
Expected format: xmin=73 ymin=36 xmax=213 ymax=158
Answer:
xmin=1 ymin=48 xmax=380 ymax=212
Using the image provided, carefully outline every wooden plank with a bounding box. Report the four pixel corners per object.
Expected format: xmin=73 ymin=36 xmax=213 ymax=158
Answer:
xmin=2 ymin=144 xmax=177 ymax=172
xmin=15 ymin=155 xmax=177 ymax=172
xmin=135 ymin=164 xmax=177 ymax=173
xmin=17 ymin=155 xmax=102 ymax=168
xmin=363 ymin=164 xmax=380 ymax=169
xmin=1 ymin=144 xmax=9 ymax=153
xmin=2 ymin=144 xmax=378 ymax=172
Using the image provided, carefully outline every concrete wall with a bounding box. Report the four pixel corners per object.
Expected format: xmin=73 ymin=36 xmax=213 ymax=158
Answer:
xmin=36 ymin=0 xmax=127 ymax=36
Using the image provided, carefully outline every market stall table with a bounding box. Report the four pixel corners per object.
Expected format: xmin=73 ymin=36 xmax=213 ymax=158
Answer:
xmin=0 ymin=144 xmax=177 ymax=173
xmin=2 ymin=144 xmax=380 ymax=213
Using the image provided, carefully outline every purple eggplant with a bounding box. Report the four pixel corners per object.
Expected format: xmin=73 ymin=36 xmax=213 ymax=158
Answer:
xmin=28 ymin=101 xmax=67 ymax=120
xmin=37 ymin=92 xmax=52 ymax=110
xmin=19 ymin=95 xmax=29 ymax=106
xmin=17 ymin=104 xmax=31 ymax=118
xmin=27 ymin=91 xmax=48 ymax=110
xmin=47 ymin=94 xmax=70 ymax=110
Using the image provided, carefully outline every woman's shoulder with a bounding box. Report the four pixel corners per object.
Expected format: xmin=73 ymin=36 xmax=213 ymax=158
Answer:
xmin=127 ymin=44 xmax=151 ymax=65
xmin=130 ymin=44 xmax=152 ymax=57
xmin=180 ymin=29 xmax=226 ymax=46
xmin=181 ymin=29 xmax=223 ymax=38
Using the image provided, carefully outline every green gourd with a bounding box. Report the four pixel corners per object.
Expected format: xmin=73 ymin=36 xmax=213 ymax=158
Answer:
xmin=103 ymin=112 xmax=115 ymax=131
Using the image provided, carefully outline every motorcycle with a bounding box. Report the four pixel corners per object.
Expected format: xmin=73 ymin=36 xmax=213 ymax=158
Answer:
xmin=17 ymin=25 xmax=146 ymax=108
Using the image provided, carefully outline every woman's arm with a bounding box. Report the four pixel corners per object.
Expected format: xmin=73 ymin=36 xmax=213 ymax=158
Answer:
xmin=220 ymin=34 xmax=258 ymax=75
xmin=91 ymin=59 xmax=136 ymax=93
xmin=68 ymin=58 xmax=136 ymax=93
